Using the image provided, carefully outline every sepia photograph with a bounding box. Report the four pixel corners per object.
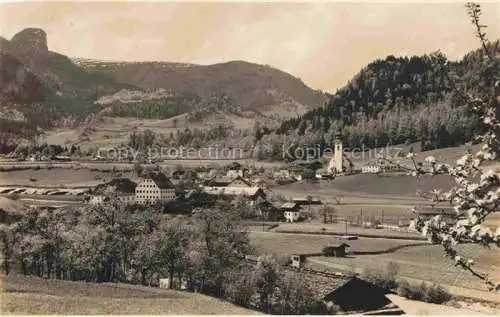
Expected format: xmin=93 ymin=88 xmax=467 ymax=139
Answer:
xmin=0 ymin=0 xmax=499 ymax=315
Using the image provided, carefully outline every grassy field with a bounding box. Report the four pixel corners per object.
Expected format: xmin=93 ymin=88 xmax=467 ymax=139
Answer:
xmin=273 ymin=223 xmax=424 ymax=239
xmin=274 ymin=174 xmax=455 ymax=199
xmin=249 ymin=231 xmax=425 ymax=261
xmin=1 ymin=274 xmax=257 ymax=314
xmin=310 ymin=243 xmax=500 ymax=292
xmin=0 ymin=169 xmax=107 ymax=187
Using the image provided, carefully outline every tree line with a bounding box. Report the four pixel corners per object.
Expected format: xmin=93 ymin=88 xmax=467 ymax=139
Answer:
xmin=0 ymin=197 xmax=326 ymax=314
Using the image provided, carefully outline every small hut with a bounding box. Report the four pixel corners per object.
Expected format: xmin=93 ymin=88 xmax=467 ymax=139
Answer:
xmin=322 ymin=243 xmax=350 ymax=257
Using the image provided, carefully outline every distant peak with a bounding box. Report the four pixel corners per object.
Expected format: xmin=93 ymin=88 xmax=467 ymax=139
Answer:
xmin=11 ymin=28 xmax=48 ymax=56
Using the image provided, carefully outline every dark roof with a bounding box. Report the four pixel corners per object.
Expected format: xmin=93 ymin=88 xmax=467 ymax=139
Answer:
xmin=142 ymin=171 xmax=175 ymax=189
xmin=203 ymin=176 xmax=233 ymax=186
xmin=229 ymin=176 xmax=252 ymax=186
xmin=326 ymin=243 xmax=350 ymax=248
xmin=415 ymin=207 xmax=456 ymax=216
xmin=293 ymin=197 xmax=322 ymax=204
xmin=322 ymin=277 xmax=391 ymax=311
xmin=280 ymin=269 xmax=352 ymax=299
xmin=281 ymin=202 xmax=299 ymax=209
xmin=92 ymin=178 xmax=137 ymax=195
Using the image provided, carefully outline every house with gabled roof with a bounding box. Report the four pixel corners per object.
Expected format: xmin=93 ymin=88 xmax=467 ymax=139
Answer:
xmin=201 ymin=186 xmax=266 ymax=206
xmin=135 ymin=171 xmax=176 ymax=204
xmin=88 ymin=178 xmax=137 ymax=205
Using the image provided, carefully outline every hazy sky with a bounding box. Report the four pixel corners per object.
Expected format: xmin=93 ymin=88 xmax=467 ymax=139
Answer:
xmin=1 ymin=1 xmax=498 ymax=92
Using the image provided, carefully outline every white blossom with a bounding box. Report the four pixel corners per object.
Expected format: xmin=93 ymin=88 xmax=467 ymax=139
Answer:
xmin=457 ymin=155 xmax=470 ymax=166
xmin=425 ymin=156 xmax=436 ymax=164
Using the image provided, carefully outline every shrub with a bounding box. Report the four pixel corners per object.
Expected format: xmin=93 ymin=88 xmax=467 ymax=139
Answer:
xmin=396 ymin=279 xmax=411 ymax=298
xmin=32 ymin=165 xmax=41 ymax=171
xmin=407 ymin=282 xmax=427 ymax=301
xmin=423 ymin=284 xmax=452 ymax=304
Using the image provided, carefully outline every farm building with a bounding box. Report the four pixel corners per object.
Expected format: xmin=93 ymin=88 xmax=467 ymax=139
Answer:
xmin=200 ymin=186 xmax=267 ymax=206
xmin=203 ymin=176 xmax=237 ymax=187
xmin=88 ymin=178 xmax=137 ymax=205
xmin=315 ymin=168 xmax=334 ymax=179
xmin=171 ymin=169 xmax=186 ymax=180
xmin=227 ymin=176 xmax=252 ymax=187
xmin=321 ymin=277 xmax=392 ymax=312
xmin=281 ymin=202 xmax=301 ymax=222
xmin=135 ymin=171 xmax=176 ymax=204
xmin=273 ymin=169 xmax=291 ymax=179
xmin=196 ymin=169 xmax=217 ymax=180
xmin=292 ymin=197 xmax=322 ymax=206
xmin=279 ymin=269 xmax=397 ymax=314
xmin=361 ymin=164 xmax=381 ymax=174
xmin=290 ymin=254 xmax=307 ymax=269
xmin=226 ymin=169 xmax=248 ymax=178
xmin=323 ymin=243 xmax=350 ymax=257
xmin=412 ymin=206 xmax=459 ymax=224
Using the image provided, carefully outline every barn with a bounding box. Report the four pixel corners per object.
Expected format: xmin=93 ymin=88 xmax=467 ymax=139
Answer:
xmin=323 ymin=243 xmax=350 ymax=257
xmin=321 ymin=277 xmax=393 ymax=312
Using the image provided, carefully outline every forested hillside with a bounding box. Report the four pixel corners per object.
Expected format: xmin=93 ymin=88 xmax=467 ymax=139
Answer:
xmin=251 ymin=42 xmax=499 ymax=159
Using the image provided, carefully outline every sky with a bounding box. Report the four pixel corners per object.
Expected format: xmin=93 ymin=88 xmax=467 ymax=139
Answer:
xmin=1 ymin=1 xmax=499 ymax=92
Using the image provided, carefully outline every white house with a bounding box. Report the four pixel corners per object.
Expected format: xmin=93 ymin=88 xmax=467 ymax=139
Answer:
xmin=88 ymin=195 xmax=105 ymax=205
xmin=316 ymin=168 xmax=334 ymax=179
xmin=200 ymin=186 xmax=266 ymax=206
xmin=281 ymin=202 xmax=301 ymax=222
xmin=361 ymin=164 xmax=381 ymax=174
xmin=284 ymin=210 xmax=301 ymax=222
xmin=273 ymin=169 xmax=291 ymax=179
xmin=87 ymin=178 xmax=137 ymax=205
xmin=226 ymin=169 xmax=248 ymax=178
xmin=196 ymin=169 xmax=216 ymax=180
xmin=135 ymin=171 xmax=176 ymax=204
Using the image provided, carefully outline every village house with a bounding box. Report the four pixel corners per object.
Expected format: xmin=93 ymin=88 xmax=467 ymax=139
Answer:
xmin=281 ymin=202 xmax=301 ymax=222
xmin=196 ymin=169 xmax=216 ymax=180
xmin=320 ymin=277 xmax=393 ymax=313
xmin=87 ymin=178 xmax=137 ymax=205
xmin=273 ymin=169 xmax=291 ymax=179
xmin=135 ymin=171 xmax=176 ymax=204
xmin=226 ymin=168 xmax=248 ymax=178
xmin=278 ymin=269 xmax=396 ymax=314
xmin=412 ymin=206 xmax=458 ymax=225
xmin=227 ymin=176 xmax=252 ymax=187
xmin=315 ymin=168 xmax=334 ymax=179
xmin=200 ymin=186 xmax=266 ymax=206
xmin=292 ymin=197 xmax=322 ymax=206
xmin=361 ymin=164 xmax=381 ymax=174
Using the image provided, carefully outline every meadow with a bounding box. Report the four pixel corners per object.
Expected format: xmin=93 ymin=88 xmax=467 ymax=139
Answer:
xmin=309 ymin=243 xmax=500 ymax=292
xmin=0 ymin=274 xmax=258 ymax=314
xmin=249 ymin=231 xmax=426 ymax=261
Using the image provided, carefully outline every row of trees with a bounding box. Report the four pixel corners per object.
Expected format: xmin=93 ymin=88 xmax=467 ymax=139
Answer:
xmin=0 ymin=197 xmax=326 ymax=313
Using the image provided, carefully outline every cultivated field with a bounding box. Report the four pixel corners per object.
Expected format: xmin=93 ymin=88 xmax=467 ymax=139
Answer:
xmin=273 ymin=174 xmax=455 ymax=199
xmin=309 ymin=243 xmax=500 ymax=292
xmin=249 ymin=231 xmax=426 ymax=261
xmin=0 ymin=274 xmax=258 ymax=314
xmin=273 ymin=223 xmax=424 ymax=239
xmin=0 ymin=168 xmax=107 ymax=187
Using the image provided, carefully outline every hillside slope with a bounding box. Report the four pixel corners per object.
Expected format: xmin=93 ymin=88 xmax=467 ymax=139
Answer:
xmin=74 ymin=58 xmax=328 ymax=115
xmin=2 ymin=274 xmax=258 ymax=314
